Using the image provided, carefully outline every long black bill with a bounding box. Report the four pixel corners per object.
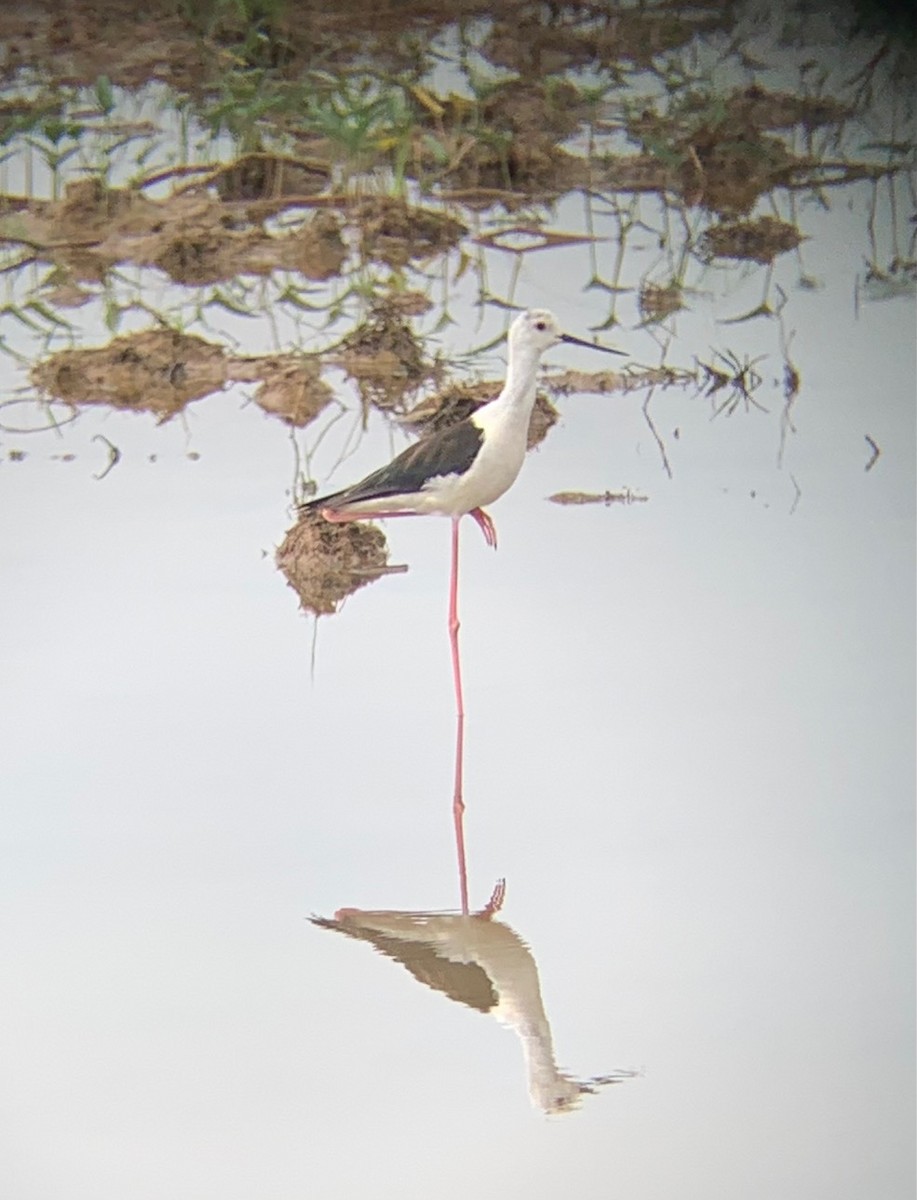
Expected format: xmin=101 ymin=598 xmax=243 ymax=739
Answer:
xmin=560 ymin=332 xmax=625 ymax=355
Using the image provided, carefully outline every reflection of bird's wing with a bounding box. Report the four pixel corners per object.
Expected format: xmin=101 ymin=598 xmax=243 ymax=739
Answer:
xmin=301 ymin=419 xmax=484 ymax=512
xmin=310 ymin=915 xmax=496 ymax=1013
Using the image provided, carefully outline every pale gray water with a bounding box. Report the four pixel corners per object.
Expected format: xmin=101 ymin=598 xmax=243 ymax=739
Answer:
xmin=1 ymin=9 xmax=914 ymax=1199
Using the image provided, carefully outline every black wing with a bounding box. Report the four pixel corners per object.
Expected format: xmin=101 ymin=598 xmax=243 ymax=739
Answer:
xmin=302 ymin=418 xmax=483 ymax=511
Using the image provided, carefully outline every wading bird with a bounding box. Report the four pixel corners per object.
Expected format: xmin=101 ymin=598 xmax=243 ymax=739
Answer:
xmin=302 ymin=309 xmax=624 ymax=911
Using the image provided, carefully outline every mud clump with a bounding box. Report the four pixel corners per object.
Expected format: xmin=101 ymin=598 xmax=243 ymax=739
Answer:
xmin=700 ymin=216 xmax=804 ymax=264
xmin=0 ymin=176 xmax=348 ymax=287
xmin=484 ymin=8 xmax=726 ymax=74
xmin=32 ymin=332 xmax=335 ymax=427
xmin=355 ymin=196 xmax=466 ymax=268
xmin=639 ymin=281 xmax=684 ymax=322
xmin=276 ymin=510 xmax=396 ymax=615
xmin=210 ymin=153 xmax=331 ymax=202
xmin=251 ymin=359 xmax=333 ymax=427
xmin=292 ymin=211 xmax=348 ymax=280
xmin=422 ymin=137 xmax=588 ymax=201
xmin=31 ymin=328 xmax=228 ymax=419
xmin=338 ymin=303 xmax=435 ymax=412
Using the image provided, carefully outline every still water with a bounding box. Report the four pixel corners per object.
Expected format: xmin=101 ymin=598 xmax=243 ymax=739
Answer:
xmin=1 ymin=4 xmax=914 ymax=1198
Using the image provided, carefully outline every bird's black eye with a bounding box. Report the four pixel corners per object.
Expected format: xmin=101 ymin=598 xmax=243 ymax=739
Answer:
xmin=535 ymin=320 xmax=546 ymax=331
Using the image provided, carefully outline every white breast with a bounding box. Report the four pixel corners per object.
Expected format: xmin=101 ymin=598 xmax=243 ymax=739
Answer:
xmin=422 ymin=405 xmax=529 ymax=515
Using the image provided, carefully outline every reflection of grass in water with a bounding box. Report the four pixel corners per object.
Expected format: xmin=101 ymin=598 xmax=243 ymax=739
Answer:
xmin=0 ymin=0 xmax=912 ymax=488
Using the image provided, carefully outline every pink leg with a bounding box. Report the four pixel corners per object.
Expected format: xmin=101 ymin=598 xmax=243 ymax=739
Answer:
xmin=449 ymin=516 xmax=469 ymax=915
xmin=470 ymin=507 xmax=498 ymax=549
xmin=476 ymin=878 xmax=506 ymax=920
xmin=320 ymin=507 xmax=418 ymax=523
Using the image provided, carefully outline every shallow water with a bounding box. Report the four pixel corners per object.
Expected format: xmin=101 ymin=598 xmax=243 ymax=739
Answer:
xmin=1 ymin=5 xmax=915 ymax=1198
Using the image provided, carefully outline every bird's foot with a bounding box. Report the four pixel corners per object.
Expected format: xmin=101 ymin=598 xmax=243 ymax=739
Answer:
xmin=476 ymin=878 xmax=506 ymax=920
xmin=470 ymin=507 xmax=498 ymax=549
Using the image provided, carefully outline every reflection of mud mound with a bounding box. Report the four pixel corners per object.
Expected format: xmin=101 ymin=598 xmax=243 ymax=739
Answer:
xmin=276 ymin=511 xmax=398 ymax=615
xmin=484 ymin=8 xmax=726 ymax=73
xmin=338 ymin=303 xmax=436 ymax=411
xmin=209 ymin=153 xmax=331 ymax=201
xmin=639 ymin=281 xmax=683 ymax=321
xmin=2 ymin=176 xmax=348 ymax=286
xmin=700 ymin=216 xmax=803 ymax=264
xmin=423 ymin=138 xmax=588 ymax=201
xmin=292 ymin=211 xmax=348 ymax=280
xmin=31 ymin=329 xmax=227 ymax=419
xmin=355 ymin=196 xmax=466 ymax=267
xmin=32 ymin=333 xmax=333 ymax=426
xmin=249 ymin=360 xmax=333 ymax=426
xmin=622 ymin=87 xmax=845 ymax=216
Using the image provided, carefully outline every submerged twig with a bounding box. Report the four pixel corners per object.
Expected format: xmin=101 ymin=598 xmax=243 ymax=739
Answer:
xmin=548 ymin=488 xmax=648 ymax=506
xmin=92 ymin=433 xmax=121 ymax=480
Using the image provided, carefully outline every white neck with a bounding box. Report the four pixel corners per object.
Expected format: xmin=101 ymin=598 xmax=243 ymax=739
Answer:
xmin=496 ymin=340 xmax=542 ymax=413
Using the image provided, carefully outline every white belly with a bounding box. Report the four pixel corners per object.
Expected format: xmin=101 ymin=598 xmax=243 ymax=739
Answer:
xmin=422 ymin=412 xmax=528 ymax=514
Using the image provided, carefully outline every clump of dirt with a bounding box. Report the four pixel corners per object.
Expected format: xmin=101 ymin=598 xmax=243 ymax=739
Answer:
xmin=337 ymin=302 xmax=435 ymax=412
xmin=419 ymin=134 xmax=588 ymax=202
xmin=31 ymin=328 xmax=228 ymax=420
xmin=410 ymin=79 xmax=596 ymax=202
xmin=403 ymin=380 xmax=558 ymax=449
xmin=593 ymin=153 xmax=670 ymax=198
xmin=209 ymin=153 xmax=331 ymax=201
xmin=596 ymin=133 xmax=815 ymax=216
xmin=139 ymin=191 xmax=344 ymax=286
xmin=484 ymin=7 xmax=727 ymax=75
xmin=0 ymin=3 xmax=207 ymax=91
xmin=0 ymin=174 xmax=349 ymax=287
xmin=700 ymin=216 xmax=804 ymax=264
xmin=639 ymin=281 xmax=684 ymax=322
xmin=377 ymin=290 xmax=434 ymax=317
xmin=1 ymin=177 xmax=149 ymax=280
xmin=291 ymin=210 xmax=348 ymax=280
xmin=32 ymin=333 xmax=335 ymax=426
xmin=683 ymin=134 xmax=797 ymax=215
xmin=625 ymin=91 xmax=807 ymax=215
xmin=253 ymin=362 xmax=333 ymax=426
xmin=276 ymin=509 xmax=395 ymax=615
xmin=424 ymin=80 xmax=590 ymax=142
xmin=695 ymin=85 xmax=853 ymax=133
xmin=354 ymin=196 xmax=466 ymax=268
xmin=228 ymin=354 xmax=333 ymax=426
xmin=151 ymin=224 xmax=237 ymax=287
xmin=39 ymin=267 xmax=94 ymax=309
xmin=524 ymin=393 xmax=559 ymax=448
xmin=485 ymin=79 xmax=588 ymax=138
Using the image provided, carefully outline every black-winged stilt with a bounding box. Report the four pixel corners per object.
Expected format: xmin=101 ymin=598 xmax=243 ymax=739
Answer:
xmin=302 ymin=309 xmax=624 ymax=912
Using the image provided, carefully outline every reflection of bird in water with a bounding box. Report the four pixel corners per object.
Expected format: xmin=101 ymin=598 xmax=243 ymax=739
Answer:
xmin=311 ymin=882 xmax=635 ymax=1115
xmin=301 ymin=312 xmax=625 ymax=915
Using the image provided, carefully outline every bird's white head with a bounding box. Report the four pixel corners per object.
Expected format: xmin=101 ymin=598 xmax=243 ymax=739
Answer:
xmin=509 ymin=308 xmax=565 ymax=353
xmin=509 ymin=308 xmax=625 ymax=359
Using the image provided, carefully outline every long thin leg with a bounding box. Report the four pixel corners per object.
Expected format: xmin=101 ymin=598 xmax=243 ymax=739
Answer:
xmin=317 ymin=502 xmax=472 ymax=912
xmin=449 ymin=516 xmax=469 ymax=915
xmin=470 ymin=507 xmax=498 ymax=549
